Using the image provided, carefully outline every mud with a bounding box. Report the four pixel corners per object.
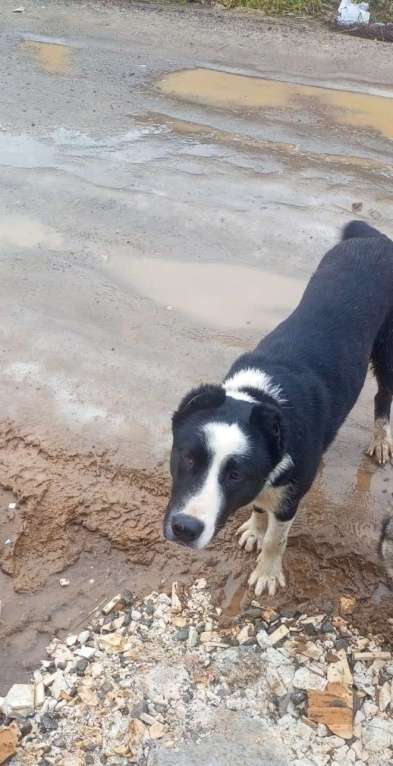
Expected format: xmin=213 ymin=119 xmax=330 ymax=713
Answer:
xmin=21 ymin=41 xmax=73 ymax=75
xmin=158 ymin=69 xmax=393 ymax=141
xmin=1 ymin=410 xmax=393 ymax=693
xmin=105 ymin=256 xmax=305 ymax=331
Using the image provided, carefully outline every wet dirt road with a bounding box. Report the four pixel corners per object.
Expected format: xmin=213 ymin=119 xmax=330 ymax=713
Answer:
xmin=1 ymin=0 xmax=393 ymax=692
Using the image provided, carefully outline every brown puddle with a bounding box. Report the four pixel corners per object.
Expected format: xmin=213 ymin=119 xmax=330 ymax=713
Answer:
xmin=0 ymin=215 xmax=63 ymax=249
xmin=158 ymin=69 xmax=393 ymax=140
xmin=21 ymin=41 xmax=72 ymax=75
xmin=105 ymin=255 xmax=305 ymax=331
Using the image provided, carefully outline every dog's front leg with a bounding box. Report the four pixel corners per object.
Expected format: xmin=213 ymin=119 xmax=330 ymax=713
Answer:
xmin=237 ymin=508 xmax=265 ymax=552
xmin=248 ymin=510 xmax=294 ymax=597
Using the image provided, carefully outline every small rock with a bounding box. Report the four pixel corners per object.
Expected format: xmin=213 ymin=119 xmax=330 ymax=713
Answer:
xmin=122 ymin=590 xmax=133 ymax=607
xmin=91 ymin=662 xmax=104 ymax=679
xmin=171 ymin=582 xmax=182 ymax=614
xmin=339 ymin=596 xmax=356 ymax=616
xmin=40 ymin=713 xmax=58 ymax=732
xmin=378 ymin=680 xmax=391 ymax=712
xmin=127 ymin=718 xmax=146 ymax=758
xmin=291 ymin=690 xmax=307 ymax=708
xmin=34 ymin=681 xmax=45 ymax=708
xmin=256 ymin=629 xmax=270 ymax=649
xmin=320 ymin=620 xmax=335 ymax=635
xmin=362 ymin=716 xmax=393 ymax=751
xmin=102 ymin=594 xmax=122 ymax=615
xmin=76 ymin=645 xmax=96 ymax=660
xmin=1 ymin=684 xmax=35 ymax=718
xmin=19 ymin=720 xmax=32 ymax=737
xmin=293 ymin=668 xmax=327 ymax=693
xmin=195 ymin=578 xmax=207 ymax=590
xmin=59 ymin=578 xmax=70 ymax=587
xmin=149 ymin=722 xmax=166 ymax=739
xmin=78 ymin=630 xmax=90 ymax=645
xmin=363 ymin=700 xmax=379 ymax=717
xmin=131 ymin=609 xmax=142 ymax=621
xmin=268 ymin=624 xmax=289 ymax=646
xmin=175 ymin=628 xmax=189 ymax=642
xmin=237 ymin=624 xmax=255 ymax=645
xmin=65 ymin=634 xmax=78 ymax=647
xmin=187 ymin=627 xmax=199 ymax=648
xmin=75 ymin=659 xmax=89 ymax=676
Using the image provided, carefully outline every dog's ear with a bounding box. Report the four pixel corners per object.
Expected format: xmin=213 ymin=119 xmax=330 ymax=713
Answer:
xmin=172 ymin=384 xmax=226 ymax=429
xmin=249 ymin=402 xmax=287 ymax=463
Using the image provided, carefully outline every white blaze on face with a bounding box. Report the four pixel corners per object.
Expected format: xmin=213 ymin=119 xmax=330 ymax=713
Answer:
xmin=181 ymin=421 xmax=249 ymax=548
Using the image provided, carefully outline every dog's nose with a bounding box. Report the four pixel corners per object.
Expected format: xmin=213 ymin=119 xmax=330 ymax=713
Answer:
xmin=171 ymin=514 xmax=204 ymax=544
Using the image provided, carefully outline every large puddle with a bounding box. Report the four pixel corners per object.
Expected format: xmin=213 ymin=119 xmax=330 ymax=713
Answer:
xmin=158 ymin=69 xmax=393 ymax=140
xmin=105 ymin=256 xmax=305 ymax=331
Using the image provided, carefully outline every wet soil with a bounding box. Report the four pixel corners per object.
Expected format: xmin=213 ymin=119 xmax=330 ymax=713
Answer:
xmin=1 ymin=406 xmax=393 ymax=694
xmin=158 ymin=69 xmax=393 ymax=141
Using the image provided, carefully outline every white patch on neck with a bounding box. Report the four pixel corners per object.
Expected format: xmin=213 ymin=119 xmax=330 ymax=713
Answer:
xmin=224 ymin=367 xmax=285 ymax=404
xmin=265 ymin=453 xmax=294 ymax=487
xmin=181 ymin=422 xmax=249 ymax=548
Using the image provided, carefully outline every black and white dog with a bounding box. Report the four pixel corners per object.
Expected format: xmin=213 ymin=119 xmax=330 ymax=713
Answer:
xmin=164 ymin=222 xmax=393 ymax=596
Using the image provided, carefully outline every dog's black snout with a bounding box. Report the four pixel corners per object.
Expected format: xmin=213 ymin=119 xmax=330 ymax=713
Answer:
xmin=171 ymin=514 xmax=204 ymax=544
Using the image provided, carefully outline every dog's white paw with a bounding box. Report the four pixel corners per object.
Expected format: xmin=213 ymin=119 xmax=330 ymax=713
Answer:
xmin=237 ymin=514 xmax=265 ymax=553
xmin=248 ymin=553 xmax=286 ymax=597
xmin=367 ymin=421 xmax=393 ymax=466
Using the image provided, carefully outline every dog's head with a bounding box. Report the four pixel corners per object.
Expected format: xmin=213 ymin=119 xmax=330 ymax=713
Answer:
xmin=163 ymin=383 xmax=287 ymax=549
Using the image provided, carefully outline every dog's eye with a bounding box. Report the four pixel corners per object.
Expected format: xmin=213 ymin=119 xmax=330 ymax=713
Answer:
xmin=228 ymin=468 xmax=242 ymax=482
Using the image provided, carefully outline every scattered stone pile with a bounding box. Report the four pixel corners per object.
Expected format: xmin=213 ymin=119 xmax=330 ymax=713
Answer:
xmin=1 ymin=582 xmax=393 ymax=765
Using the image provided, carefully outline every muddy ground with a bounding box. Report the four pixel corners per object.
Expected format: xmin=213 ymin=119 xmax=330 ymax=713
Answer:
xmin=1 ymin=0 xmax=393 ymax=694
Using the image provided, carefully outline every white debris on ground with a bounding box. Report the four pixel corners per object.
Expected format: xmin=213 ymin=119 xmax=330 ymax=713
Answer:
xmin=1 ymin=585 xmax=393 ymax=766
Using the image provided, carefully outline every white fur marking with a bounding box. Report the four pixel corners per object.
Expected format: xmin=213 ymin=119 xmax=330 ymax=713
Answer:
xmin=225 ymin=390 xmax=257 ymax=404
xmin=181 ymin=422 xmax=249 ymax=548
xmin=248 ymin=511 xmax=293 ymax=597
xmin=224 ymin=367 xmax=285 ymax=404
xmin=368 ymin=417 xmax=393 ymax=465
xmin=266 ymin=453 xmax=294 ymax=486
xmin=237 ymin=510 xmax=265 ymax=552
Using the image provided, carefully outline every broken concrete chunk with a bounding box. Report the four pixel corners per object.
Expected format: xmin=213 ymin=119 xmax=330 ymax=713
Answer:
xmin=293 ymin=668 xmax=327 ymax=693
xmin=362 ymin=716 xmax=393 ymax=751
xmin=34 ymin=681 xmax=45 ymax=708
xmin=51 ymin=670 xmax=69 ymax=700
xmin=102 ymin=594 xmax=122 ymax=615
xmin=1 ymin=684 xmax=35 ymax=718
xmin=268 ymin=624 xmax=289 ymax=646
xmin=76 ymin=645 xmax=96 ymax=660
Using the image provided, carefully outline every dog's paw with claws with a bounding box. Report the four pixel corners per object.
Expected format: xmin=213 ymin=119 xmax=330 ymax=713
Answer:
xmin=248 ymin=552 xmax=286 ymax=597
xmin=237 ymin=514 xmax=264 ymax=553
xmin=368 ymin=420 xmax=393 ymax=465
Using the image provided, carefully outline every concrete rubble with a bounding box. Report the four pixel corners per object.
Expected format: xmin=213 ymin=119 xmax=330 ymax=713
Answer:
xmin=0 ymin=582 xmax=393 ymax=765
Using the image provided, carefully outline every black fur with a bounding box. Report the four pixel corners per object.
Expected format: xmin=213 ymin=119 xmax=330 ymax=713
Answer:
xmin=165 ymin=221 xmax=393 ymax=546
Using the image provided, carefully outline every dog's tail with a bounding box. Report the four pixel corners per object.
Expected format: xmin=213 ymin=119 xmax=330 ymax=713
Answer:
xmin=379 ymin=517 xmax=393 ymax=581
xmin=342 ymin=220 xmax=384 ymax=241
